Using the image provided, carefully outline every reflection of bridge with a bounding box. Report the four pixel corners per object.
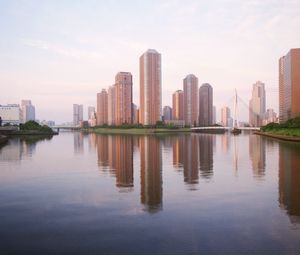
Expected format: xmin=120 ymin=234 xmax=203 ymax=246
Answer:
xmin=191 ymin=126 xmax=260 ymax=131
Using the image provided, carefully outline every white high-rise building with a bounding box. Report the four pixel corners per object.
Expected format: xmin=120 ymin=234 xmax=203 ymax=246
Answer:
xmin=249 ymin=81 xmax=266 ymax=127
xmin=73 ymin=104 xmax=83 ymax=126
xmin=21 ymin=100 xmax=35 ymax=123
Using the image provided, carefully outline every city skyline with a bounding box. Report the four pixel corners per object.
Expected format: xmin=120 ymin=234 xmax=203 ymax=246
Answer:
xmin=1 ymin=1 xmax=300 ymax=123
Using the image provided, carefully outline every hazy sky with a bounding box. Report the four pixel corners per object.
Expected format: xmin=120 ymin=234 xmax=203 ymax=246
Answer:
xmin=0 ymin=0 xmax=299 ymax=123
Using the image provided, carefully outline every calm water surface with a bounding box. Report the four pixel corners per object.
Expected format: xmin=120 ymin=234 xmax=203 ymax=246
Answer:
xmin=0 ymin=132 xmax=299 ymax=255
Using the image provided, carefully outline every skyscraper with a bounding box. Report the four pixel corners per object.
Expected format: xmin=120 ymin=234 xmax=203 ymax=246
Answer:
xmin=279 ymin=48 xmax=300 ymax=122
xmin=221 ymin=106 xmax=231 ymax=127
xmin=115 ymin=72 xmax=133 ymax=125
xmin=108 ymin=85 xmax=116 ymax=125
xmin=88 ymin=106 xmax=95 ymax=119
xmin=163 ymin=106 xmax=172 ymax=121
xmin=21 ymin=100 xmax=35 ymax=123
xmin=249 ymin=81 xmax=266 ymax=127
xmin=96 ymin=89 xmax=108 ymax=125
xmin=73 ymin=104 xmax=83 ymax=126
xmin=139 ymin=49 xmax=161 ymax=125
xmin=199 ymin=83 xmax=213 ymax=126
xmin=172 ymin=90 xmax=184 ymax=121
xmin=183 ymin=74 xmax=198 ymax=126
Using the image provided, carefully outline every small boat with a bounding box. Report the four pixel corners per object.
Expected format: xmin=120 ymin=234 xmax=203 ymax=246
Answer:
xmin=231 ymin=128 xmax=241 ymax=135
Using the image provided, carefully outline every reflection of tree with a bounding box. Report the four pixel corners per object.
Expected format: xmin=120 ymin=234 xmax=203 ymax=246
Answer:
xmin=0 ymin=135 xmax=54 ymax=161
xmin=279 ymin=142 xmax=300 ymax=224
xmin=249 ymin=135 xmax=266 ymax=179
xmin=199 ymin=134 xmax=214 ymax=179
xmin=140 ymin=136 xmax=163 ymax=213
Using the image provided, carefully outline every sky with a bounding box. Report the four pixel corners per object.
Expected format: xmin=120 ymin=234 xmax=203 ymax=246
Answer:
xmin=0 ymin=0 xmax=299 ymax=123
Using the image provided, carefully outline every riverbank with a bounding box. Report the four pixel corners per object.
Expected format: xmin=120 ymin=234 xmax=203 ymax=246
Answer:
xmin=84 ymin=127 xmax=191 ymax=135
xmin=254 ymin=131 xmax=300 ymax=142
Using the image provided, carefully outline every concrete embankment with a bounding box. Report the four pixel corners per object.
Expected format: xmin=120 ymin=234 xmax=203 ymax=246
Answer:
xmin=254 ymin=131 xmax=300 ymax=142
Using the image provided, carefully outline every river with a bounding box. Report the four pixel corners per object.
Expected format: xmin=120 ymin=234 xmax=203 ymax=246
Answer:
xmin=0 ymin=132 xmax=299 ymax=254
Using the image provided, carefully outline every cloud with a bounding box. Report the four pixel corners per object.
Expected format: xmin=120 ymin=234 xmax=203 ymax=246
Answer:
xmin=21 ymin=39 xmax=103 ymax=60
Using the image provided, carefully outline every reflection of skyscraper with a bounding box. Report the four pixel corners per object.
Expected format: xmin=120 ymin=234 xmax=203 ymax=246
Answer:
xmin=140 ymin=136 xmax=162 ymax=213
xmin=221 ymin=134 xmax=230 ymax=153
xmin=183 ymin=135 xmax=199 ymax=187
xmin=74 ymin=132 xmax=84 ymax=154
xmin=96 ymin=135 xmax=109 ymax=167
xmin=279 ymin=142 xmax=300 ymax=224
xmin=115 ymin=136 xmax=133 ymax=190
xmin=249 ymin=135 xmax=266 ymax=179
xmin=199 ymin=134 xmax=213 ymax=179
xmin=173 ymin=135 xmax=184 ymax=169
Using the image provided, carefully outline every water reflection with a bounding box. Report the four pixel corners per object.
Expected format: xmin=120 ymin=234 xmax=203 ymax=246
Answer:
xmin=183 ymin=135 xmax=199 ymax=187
xmin=278 ymin=142 xmax=300 ymax=224
xmin=199 ymin=134 xmax=214 ymax=179
xmin=96 ymin=135 xmax=134 ymax=191
xmin=74 ymin=132 xmax=84 ymax=154
xmin=140 ymin=136 xmax=163 ymax=213
xmin=249 ymin=134 xmax=266 ymax=179
xmin=0 ymin=135 xmax=53 ymax=161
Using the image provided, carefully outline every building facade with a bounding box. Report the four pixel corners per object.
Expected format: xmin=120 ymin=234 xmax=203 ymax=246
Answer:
xmin=139 ymin=49 xmax=161 ymax=125
xmin=279 ymin=48 xmax=300 ymax=122
xmin=73 ymin=104 xmax=83 ymax=126
xmin=172 ymin=90 xmax=184 ymax=121
xmin=249 ymin=81 xmax=266 ymax=127
xmin=163 ymin=106 xmax=172 ymax=121
xmin=97 ymin=89 xmax=108 ymax=125
xmin=183 ymin=74 xmax=198 ymax=126
xmin=21 ymin=100 xmax=35 ymax=123
xmin=0 ymin=104 xmax=22 ymax=125
xmin=115 ymin=72 xmax=133 ymax=125
xmin=221 ymin=106 xmax=231 ymax=127
xmin=199 ymin=83 xmax=213 ymax=126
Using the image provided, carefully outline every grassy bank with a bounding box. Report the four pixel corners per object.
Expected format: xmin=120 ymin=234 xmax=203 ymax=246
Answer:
xmin=84 ymin=127 xmax=191 ymax=135
xmin=256 ymin=117 xmax=300 ymax=141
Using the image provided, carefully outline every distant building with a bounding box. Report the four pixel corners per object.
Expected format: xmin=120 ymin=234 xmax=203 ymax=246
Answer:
xmin=108 ymin=85 xmax=116 ymax=125
xmin=88 ymin=106 xmax=95 ymax=119
xmin=249 ymin=81 xmax=266 ymax=127
xmin=183 ymin=74 xmax=198 ymax=126
xmin=163 ymin=106 xmax=172 ymax=121
xmin=213 ymin=106 xmax=216 ymax=124
xmin=132 ymin=104 xmax=139 ymax=124
xmin=199 ymin=83 xmax=213 ymax=126
xmin=21 ymin=100 xmax=35 ymax=123
xmin=139 ymin=49 xmax=161 ymax=125
xmin=263 ymin=109 xmax=277 ymax=125
xmin=73 ymin=104 xmax=83 ymax=126
xmin=279 ymin=48 xmax=300 ymax=122
xmin=221 ymin=106 xmax=231 ymax=127
xmin=172 ymin=90 xmax=184 ymax=121
xmin=97 ymin=89 xmax=108 ymax=125
xmin=115 ymin=72 xmax=133 ymax=125
xmin=0 ymin=104 xmax=22 ymax=125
